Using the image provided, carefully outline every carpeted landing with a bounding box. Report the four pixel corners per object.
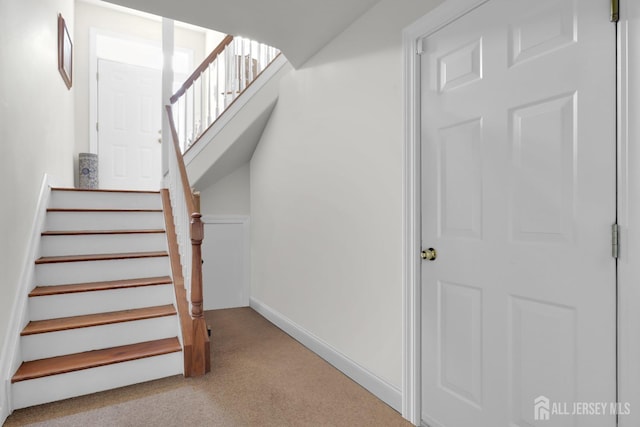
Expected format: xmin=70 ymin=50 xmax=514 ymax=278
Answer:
xmin=5 ymin=307 xmax=410 ymax=426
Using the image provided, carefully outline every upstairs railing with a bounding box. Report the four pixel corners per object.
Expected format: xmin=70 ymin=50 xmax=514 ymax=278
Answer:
xmin=170 ymin=35 xmax=280 ymax=153
xmin=163 ymin=35 xmax=281 ymax=376
xmin=165 ymin=103 xmax=209 ymax=377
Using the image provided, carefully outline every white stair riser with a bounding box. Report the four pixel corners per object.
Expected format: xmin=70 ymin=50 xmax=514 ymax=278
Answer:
xmin=45 ymin=211 xmax=165 ymax=231
xmin=40 ymin=233 xmax=167 ymax=257
xmin=21 ymin=315 xmax=178 ymax=361
xmin=11 ymin=188 xmax=185 ymax=410
xmin=49 ymin=191 xmax=162 ymax=210
xmin=35 ymin=256 xmax=170 ymax=285
xmin=29 ymin=284 xmax=175 ymax=320
xmin=11 ymin=351 xmax=183 ymax=409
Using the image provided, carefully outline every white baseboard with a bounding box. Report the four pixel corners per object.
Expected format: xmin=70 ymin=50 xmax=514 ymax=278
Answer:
xmin=0 ymin=402 xmax=7 ymax=427
xmin=0 ymin=173 xmax=58 ymax=420
xmin=249 ymin=297 xmax=402 ymax=412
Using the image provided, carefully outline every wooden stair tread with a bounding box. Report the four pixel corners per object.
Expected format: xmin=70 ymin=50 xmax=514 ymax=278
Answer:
xmin=30 ymin=276 xmax=172 ymax=296
xmin=35 ymin=251 xmax=168 ymax=264
xmin=11 ymin=337 xmax=181 ymax=383
xmin=47 ymin=208 xmax=162 ymax=212
xmin=52 ymin=188 xmax=160 ymax=194
xmin=21 ymin=305 xmax=177 ymax=336
xmin=42 ymin=229 xmax=165 ymax=236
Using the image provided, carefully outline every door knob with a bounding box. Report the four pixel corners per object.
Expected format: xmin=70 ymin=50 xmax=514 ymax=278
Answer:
xmin=421 ymin=248 xmax=437 ymax=261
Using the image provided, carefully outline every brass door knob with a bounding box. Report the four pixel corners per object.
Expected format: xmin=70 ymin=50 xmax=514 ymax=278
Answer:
xmin=421 ymin=248 xmax=437 ymax=261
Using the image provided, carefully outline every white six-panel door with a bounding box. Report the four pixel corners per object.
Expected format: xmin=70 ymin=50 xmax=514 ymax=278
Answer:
xmin=98 ymin=59 xmax=162 ymax=191
xmin=420 ymin=0 xmax=616 ymax=426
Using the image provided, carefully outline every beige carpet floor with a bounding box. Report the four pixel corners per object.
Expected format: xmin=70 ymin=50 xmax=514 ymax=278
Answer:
xmin=4 ymin=307 xmax=410 ymax=427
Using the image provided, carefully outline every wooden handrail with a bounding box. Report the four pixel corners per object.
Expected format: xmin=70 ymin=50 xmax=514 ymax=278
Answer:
xmin=170 ymin=35 xmax=234 ymax=104
xmin=165 ymin=105 xmax=196 ymax=215
xmin=164 ymin=103 xmax=209 ymax=377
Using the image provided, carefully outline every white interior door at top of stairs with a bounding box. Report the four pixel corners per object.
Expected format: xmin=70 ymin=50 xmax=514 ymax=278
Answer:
xmin=98 ymin=59 xmax=162 ymax=191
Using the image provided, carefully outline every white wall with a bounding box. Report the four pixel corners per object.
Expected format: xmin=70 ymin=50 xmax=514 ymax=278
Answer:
xmin=199 ymin=163 xmax=250 ymax=215
xmin=250 ymin=0 xmax=441 ymax=393
xmin=205 ymin=29 xmax=227 ymax=55
xmin=74 ymin=0 xmax=210 ymax=159
xmin=202 ymin=219 xmax=250 ymax=310
xmin=0 ymin=0 xmax=75 ymax=420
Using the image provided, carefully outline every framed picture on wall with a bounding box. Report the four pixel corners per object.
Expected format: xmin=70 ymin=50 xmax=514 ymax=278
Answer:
xmin=57 ymin=13 xmax=72 ymax=89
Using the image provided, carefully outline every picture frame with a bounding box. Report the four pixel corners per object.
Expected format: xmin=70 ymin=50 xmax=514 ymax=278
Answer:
xmin=57 ymin=13 xmax=72 ymax=89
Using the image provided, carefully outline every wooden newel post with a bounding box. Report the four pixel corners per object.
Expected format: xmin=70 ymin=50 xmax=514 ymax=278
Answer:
xmin=189 ymin=211 xmax=210 ymax=375
xmin=190 ymin=212 xmax=204 ymax=318
xmin=192 ymin=190 xmax=201 ymax=213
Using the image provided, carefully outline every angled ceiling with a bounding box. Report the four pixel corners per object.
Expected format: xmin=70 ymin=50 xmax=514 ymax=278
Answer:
xmin=98 ymin=0 xmax=381 ymax=68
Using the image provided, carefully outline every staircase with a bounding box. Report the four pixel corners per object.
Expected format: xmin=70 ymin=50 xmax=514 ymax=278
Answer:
xmin=10 ymin=188 xmax=183 ymax=409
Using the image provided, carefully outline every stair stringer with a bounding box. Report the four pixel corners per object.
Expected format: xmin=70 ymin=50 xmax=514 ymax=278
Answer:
xmin=160 ymin=189 xmax=192 ymax=375
xmin=0 ymin=174 xmax=59 ymax=422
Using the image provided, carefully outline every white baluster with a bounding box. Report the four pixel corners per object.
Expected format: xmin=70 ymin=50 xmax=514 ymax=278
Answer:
xmin=199 ymin=71 xmax=204 ymax=139
xmin=240 ymin=37 xmax=246 ymax=92
xmin=215 ymin=56 xmax=220 ymax=118
xmin=191 ymin=85 xmax=195 ymax=147
xmin=248 ymin=40 xmax=254 ymax=82
xmin=225 ymin=44 xmax=232 ymax=108
xmin=182 ymin=92 xmax=188 ymax=152
xmin=206 ymin=65 xmax=212 ymax=127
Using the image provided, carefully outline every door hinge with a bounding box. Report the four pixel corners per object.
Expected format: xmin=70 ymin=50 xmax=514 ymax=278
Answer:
xmin=96 ymin=72 xmax=99 ymax=81
xmin=96 ymin=122 xmax=99 ymax=132
xmin=417 ymin=38 xmax=425 ymax=55
xmin=611 ymin=0 xmax=619 ymax=23
xmin=612 ymin=223 xmax=620 ymax=259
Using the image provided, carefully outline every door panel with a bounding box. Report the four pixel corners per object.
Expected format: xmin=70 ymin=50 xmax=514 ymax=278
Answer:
xmin=420 ymin=0 xmax=616 ymax=426
xmin=510 ymin=94 xmax=575 ymax=243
